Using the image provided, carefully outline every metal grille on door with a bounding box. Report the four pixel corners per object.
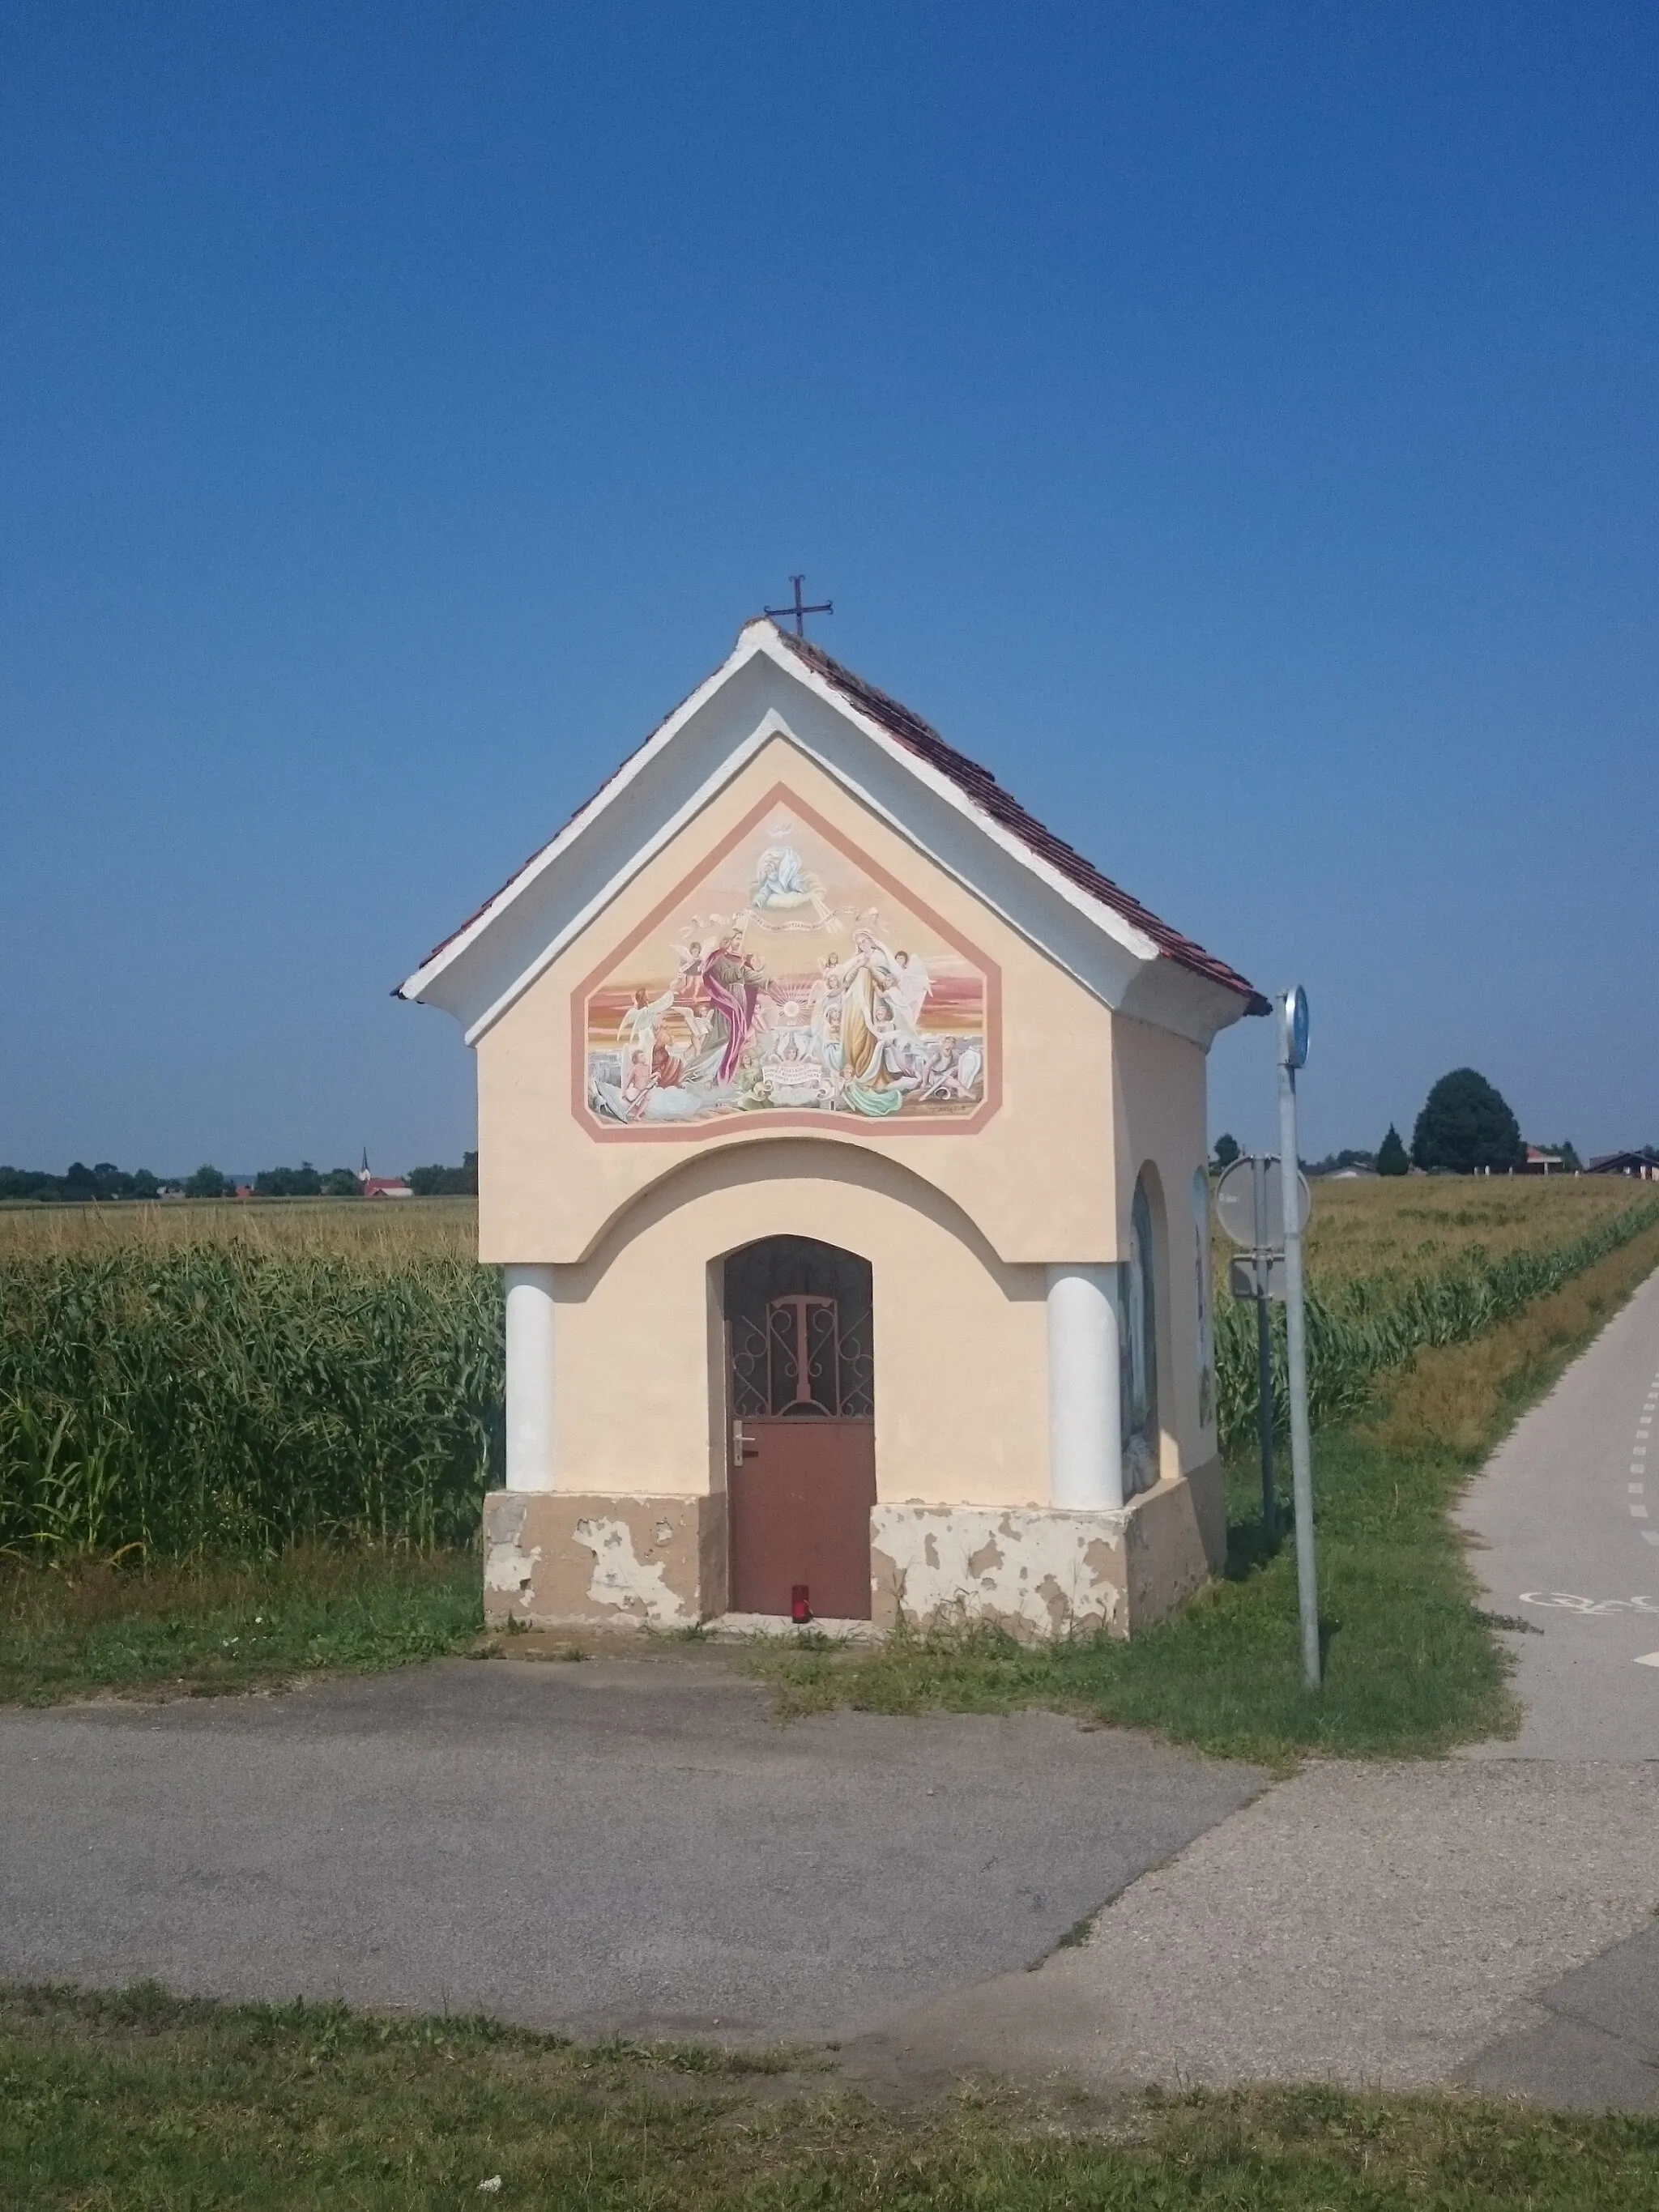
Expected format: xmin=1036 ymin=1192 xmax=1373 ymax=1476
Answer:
xmin=729 ymin=1294 xmax=873 ymax=1419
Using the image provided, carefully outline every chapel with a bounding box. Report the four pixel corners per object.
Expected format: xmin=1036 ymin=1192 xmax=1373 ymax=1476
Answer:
xmin=399 ymin=618 xmax=1269 ymax=1637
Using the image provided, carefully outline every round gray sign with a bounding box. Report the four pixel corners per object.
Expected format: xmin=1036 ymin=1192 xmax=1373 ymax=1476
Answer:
xmin=1213 ymin=1155 xmax=1311 ymax=1249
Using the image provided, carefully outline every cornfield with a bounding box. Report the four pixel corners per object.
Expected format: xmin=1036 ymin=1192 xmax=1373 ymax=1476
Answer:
xmin=1213 ymin=1196 xmax=1659 ymax=1456
xmin=0 ymin=1251 xmax=503 ymax=1561
xmin=2 ymin=1187 xmax=1657 ymax=1562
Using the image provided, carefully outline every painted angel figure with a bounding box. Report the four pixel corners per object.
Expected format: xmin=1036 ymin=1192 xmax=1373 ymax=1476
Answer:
xmin=616 ymin=986 xmax=677 ymax=1059
xmin=885 ymin=949 xmax=931 ymax=1044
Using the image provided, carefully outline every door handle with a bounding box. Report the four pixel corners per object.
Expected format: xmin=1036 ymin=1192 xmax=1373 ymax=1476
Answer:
xmin=732 ymin=1421 xmax=759 ymax=1466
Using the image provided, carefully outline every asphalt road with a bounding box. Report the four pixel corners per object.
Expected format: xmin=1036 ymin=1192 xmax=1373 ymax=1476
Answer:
xmin=847 ymin=1264 xmax=1659 ymax=2110
xmin=0 ymin=1651 xmax=1261 ymax=2041
xmin=1457 ymin=1260 xmax=1659 ymax=1760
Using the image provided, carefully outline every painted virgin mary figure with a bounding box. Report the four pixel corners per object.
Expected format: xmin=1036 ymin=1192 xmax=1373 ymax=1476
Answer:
xmin=837 ymin=933 xmax=906 ymax=1116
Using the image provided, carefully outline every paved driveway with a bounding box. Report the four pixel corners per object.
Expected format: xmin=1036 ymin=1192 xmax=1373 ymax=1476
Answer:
xmin=1 ymin=1650 xmax=1262 ymax=2041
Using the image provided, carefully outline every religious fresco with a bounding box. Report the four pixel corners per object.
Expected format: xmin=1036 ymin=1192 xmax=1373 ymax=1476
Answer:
xmin=579 ymin=798 xmax=995 ymax=1132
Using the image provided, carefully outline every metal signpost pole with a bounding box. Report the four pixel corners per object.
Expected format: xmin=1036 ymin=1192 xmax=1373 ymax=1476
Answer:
xmin=1250 ymin=1153 xmax=1276 ymax=1541
xmin=1277 ymin=987 xmax=1320 ymax=1690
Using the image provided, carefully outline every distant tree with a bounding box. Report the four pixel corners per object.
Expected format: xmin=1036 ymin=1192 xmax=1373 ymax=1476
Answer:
xmin=253 ymin=1163 xmax=325 ymax=1198
xmin=184 ymin=1164 xmax=229 ymax=1199
xmin=89 ymin=1161 xmax=148 ymax=1200
xmin=1376 ymin=1125 xmax=1409 ymax=1177
xmin=1410 ymin=1070 xmax=1524 ymax=1174
xmin=321 ymin=1167 xmax=362 ymax=1197
xmin=62 ymin=1161 xmax=97 ymax=1200
xmin=408 ymin=1151 xmax=479 ymax=1197
xmin=1212 ymin=1133 xmax=1241 ymax=1170
xmin=131 ymin=1169 xmax=160 ymax=1198
xmin=0 ymin=1166 xmax=66 ymax=1200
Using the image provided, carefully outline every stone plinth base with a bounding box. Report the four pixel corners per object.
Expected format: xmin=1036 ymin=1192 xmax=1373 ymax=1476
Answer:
xmin=872 ymin=1463 xmax=1223 ymax=1643
xmin=482 ymin=1491 xmax=726 ymax=1630
xmin=480 ymin=1462 xmax=1223 ymax=1639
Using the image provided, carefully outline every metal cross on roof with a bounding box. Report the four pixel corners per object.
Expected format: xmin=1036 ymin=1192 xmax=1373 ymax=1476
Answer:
xmin=764 ymin=574 xmax=833 ymax=637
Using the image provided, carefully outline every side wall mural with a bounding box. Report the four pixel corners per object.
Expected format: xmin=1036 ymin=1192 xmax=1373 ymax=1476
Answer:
xmin=576 ymin=787 xmax=999 ymax=1137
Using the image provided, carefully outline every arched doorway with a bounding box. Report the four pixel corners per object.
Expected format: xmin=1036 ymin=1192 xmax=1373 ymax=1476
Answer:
xmin=724 ymin=1235 xmax=875 ymax=1619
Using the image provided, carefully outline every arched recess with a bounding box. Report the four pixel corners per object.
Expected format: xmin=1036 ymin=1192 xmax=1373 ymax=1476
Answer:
xmin=553 ymin=1136 xmax=1048 ymax=1520
xmin=1190 ymin=1166 xmax=1217 ymax=1438
xmin=569 ymin=1126 xmax=1014 ymax=1271
xmin=1123 ymin=1162 xmax=1176 ymax=1494
xmin=578 ymin=1132 xmax=1031 ymax=1288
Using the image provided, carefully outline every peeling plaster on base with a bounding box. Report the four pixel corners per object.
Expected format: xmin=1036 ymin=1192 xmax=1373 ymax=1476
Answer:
xmin=872 ymin=1505 xmax=1128 ymax=1641
xmin=483 ymin=1541 xmax=542 ymax=1597
xmin=481 ymin=1494 xmax=541 ymax=1606
xmin=571 ymin=1515 xmax=692 ymax=1624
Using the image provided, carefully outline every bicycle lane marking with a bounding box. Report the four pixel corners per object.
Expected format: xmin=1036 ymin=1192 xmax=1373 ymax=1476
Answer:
xmin=1519 ymin=1592 xmax=1659 ymax=1667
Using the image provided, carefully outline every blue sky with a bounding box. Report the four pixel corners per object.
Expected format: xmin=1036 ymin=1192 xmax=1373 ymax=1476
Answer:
xmin=2 ymin=2 xmax=1654 ymax=1174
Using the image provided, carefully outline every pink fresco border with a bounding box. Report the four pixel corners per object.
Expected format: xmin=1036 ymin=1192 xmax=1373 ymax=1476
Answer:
xmin=569 ymin=782 xmax=1004 ymax=1144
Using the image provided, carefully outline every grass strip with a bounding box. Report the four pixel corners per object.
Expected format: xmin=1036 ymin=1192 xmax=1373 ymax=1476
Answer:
xmin=745 ymin=1214 xmax=1659 ymax=1765
xmin=0 ymin=1545 xmax=482 ymax=1707
xmin=5 ymin=1980 xmax=1657 ymax=2210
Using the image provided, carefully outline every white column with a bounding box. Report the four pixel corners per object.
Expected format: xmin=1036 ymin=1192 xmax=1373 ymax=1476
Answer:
xmin=503 ymin=1264 xmax=557 ymax=1493
xmin=1045 ymin=1264 xmax=1124 ymax=1511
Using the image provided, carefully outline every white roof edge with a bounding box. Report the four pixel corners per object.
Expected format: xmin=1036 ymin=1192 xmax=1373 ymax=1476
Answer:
xmin=402 ymin=616 xmax=1178 ymax=1010
xmin=741 ymin=627 xmax=1163 ymax=967
xmin=397 ymin=624 xmax=773 ymax=1003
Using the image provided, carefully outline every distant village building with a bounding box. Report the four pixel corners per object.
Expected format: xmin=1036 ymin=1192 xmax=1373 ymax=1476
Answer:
xmin=399 ymin=620 xmax=1269 ymax=1639
xmin=1588 ymin=1148 xmax=1659 ymax=1180
xmin=357 ymin=1153 xmax=414 ymax=1200
xmin=1520 ymin=1145 xmax=1564 ymax=1176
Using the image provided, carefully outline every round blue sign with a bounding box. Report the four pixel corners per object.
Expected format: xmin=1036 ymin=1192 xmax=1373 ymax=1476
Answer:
xmin=1282 ymin=986 xmax=1309 ymax=1070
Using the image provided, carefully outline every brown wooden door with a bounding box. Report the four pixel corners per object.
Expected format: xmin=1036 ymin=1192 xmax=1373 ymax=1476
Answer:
xmin=724 ymin=1241 xmax=875 ymax=1621
xmin=730 ymin=1416 xmax=876 ymax=1619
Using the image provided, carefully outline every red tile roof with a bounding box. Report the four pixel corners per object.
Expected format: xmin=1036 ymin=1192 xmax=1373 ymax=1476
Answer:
xmin=772 ymin=629 xmax=1270 ymax=1013
xmin=402 ymin=620 xmax=1269 ymax=1016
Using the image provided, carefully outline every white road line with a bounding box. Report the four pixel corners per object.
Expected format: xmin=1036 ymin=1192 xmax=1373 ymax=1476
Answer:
xmin=1634 ymin=1505 xmax=1651 ymax=1519
xmin=1637 ymin=1652 xmax=1659 ymax=1669
xmin=1647 ymin=1532 xmax=1659 ymax=1547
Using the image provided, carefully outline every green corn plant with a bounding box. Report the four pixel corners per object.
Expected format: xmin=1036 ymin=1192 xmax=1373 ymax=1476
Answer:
xmin=0 ymin=1394 xmax=126 ymax=1558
